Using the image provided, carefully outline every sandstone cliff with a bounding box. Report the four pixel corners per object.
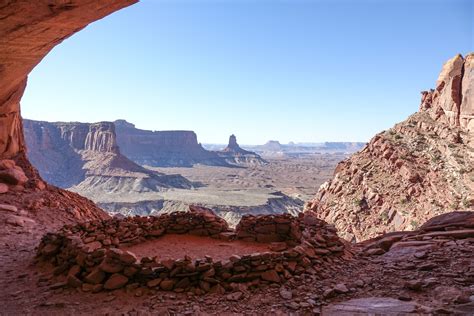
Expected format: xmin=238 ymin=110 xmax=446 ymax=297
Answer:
xmin=24 ymin=120 xmax=193 ymax=192
xmin=23 ymin=120 xmax=86 ymax=188
xmin=0 ymin=0 xmax=137 ymax=162
xmin=0 ymin=0 xmax=137 ymax=227
xmin=115 ymin=120 xmax=229 ymax=167
xmin=307 ymin=53 xmax=474 ymax=242
xmin=217 ymin=135 xmax=268 ymax=166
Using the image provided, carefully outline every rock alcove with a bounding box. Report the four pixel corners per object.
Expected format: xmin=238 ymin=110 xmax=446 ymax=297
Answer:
xmin=1 ymin=3 xmax=345 ymax=295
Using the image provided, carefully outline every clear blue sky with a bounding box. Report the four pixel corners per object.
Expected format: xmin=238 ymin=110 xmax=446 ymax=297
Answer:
xmin=22 ymin=0 xmax=472 ymax=145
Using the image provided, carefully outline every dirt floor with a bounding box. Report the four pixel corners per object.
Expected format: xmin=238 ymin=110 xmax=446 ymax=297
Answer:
xmin=0 ymin=194 xmax=473 ymax=315
xmin=121 ymin=234 xmax=272 ymax=261
xmin=2 ymin=219 xmax=473 ymax=315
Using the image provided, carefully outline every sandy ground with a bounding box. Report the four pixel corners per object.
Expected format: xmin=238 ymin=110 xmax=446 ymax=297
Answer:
xmin=122 ymin=234 xmax=272 ymax=261
xmin=152 ymin=154 xmax=346 ymax=201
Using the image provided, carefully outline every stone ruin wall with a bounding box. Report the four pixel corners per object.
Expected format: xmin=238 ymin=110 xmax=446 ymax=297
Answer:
xmin=36 ymin=207 xmax=350 ymax=294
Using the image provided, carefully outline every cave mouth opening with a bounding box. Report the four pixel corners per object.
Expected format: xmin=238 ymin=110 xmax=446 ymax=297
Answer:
xmin=1 ymin=1 xmax=360 ymax=227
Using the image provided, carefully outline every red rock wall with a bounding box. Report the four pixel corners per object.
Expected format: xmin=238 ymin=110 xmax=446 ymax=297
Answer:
xmin=420 ymin=53 xmax=474 ymax=133
xmin=57 ymin=122 xmax=119 ymax=153
xmin=0 ymin=0 xmax=138 ymax=160
xmin=307 ymin=53 xmax=474 ymax=242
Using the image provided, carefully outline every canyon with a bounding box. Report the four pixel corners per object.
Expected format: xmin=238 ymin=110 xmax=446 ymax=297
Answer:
xmin=0 ymin=1 xmax=473 ymax=314
xmin=23 ymin=119 xmax=193 ymax=192
xmin=24 ymin=119 xmax=306 ymax=226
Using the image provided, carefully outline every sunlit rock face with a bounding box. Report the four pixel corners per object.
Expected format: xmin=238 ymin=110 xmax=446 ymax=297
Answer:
xmin=23 ymin=119 xmax=193 ymax=190
xmin=307 ymin=53 xmax=474 ymax=242
xmin=114 ymin=120 xmax=227 ymax=167
xmin=23 ymin=120 xmax=122 ymax=187
xmin=0 ymin=0 xmax=137 ymax=160
xmin=420 ymin=54 xmax=474 ymax=134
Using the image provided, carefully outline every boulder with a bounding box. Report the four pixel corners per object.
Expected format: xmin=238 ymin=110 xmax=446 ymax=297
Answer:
xmin=104 ymin=274 xmax=129 ymax=290
xmin=99 ymin=260 xmax=124 ymax=273
xmin=0 ymin=168 xmax=28 ymax=185
xmin=146 ymin=278 xmax=162 ymax=288
xmin=160 ymin=279 xmax=176 ymax=291
xmin=0 ymin=183 xmax=8 ymax=194
xmin=261 ymin=270 xmax=280 ymax=283
xmin=84 ymin=268 xmax=106 ymax=284
xmin=119 ymin=251 xmax=137 ymax=264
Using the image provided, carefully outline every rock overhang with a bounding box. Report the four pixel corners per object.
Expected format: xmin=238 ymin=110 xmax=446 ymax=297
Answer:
xmin=0 ymin=0 xmax=138 ymax=159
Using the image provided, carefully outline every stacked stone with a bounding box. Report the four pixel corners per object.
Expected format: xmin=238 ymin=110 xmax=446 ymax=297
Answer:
xmin=235 ymin=214 xmax=301 ymax=243
xmin=36 ymin=209 xmax=349 ymax=294
xmin=53 ymin=206 xmax=231 ymax=249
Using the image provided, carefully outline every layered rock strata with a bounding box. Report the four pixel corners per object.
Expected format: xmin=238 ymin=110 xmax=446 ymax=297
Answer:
xmin=0 ymin=1 xmax=139 ymax=225
xmin=0 ymin=0 xmax=138 ymax=161
xmin=114 ymin=120 xmax=229 ymax=167
xmin=307 ymin=53 xmax=474 ymax=241
xmin=23 ymin=120 xmax=193 ymax=191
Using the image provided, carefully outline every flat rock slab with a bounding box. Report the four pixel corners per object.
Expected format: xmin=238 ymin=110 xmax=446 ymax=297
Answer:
xmin=322 ymin=297 xmax=419 ymax=315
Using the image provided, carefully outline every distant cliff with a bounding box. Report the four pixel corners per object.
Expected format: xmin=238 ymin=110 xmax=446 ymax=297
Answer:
xmin=114 ymin=120 xmax=228 ymax=167
xmin=23 ymin=120 xmax=193 ymax=191
xmin=23 ymin=120 xmax=86 ymax=187
xmin=55 ymin=121 xmax=119 ymax=153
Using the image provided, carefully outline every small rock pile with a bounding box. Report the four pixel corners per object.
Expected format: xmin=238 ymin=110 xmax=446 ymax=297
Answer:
xmin=36 ymin=208 xmax=349 ymax=295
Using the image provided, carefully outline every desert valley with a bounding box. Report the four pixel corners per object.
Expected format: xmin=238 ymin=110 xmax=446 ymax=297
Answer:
xmin=24 ymin=118 xmax=361 ymax=226
xmin=0 ymin=1 xmax=473 ymax=315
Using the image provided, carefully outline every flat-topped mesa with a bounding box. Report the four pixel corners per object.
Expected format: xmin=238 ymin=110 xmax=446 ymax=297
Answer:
xmin=420 ymin=53 xmax=474 ymax=135
xmin=261 ymin=140 xmax=283 ymax=151
xmin=114 ymin=120 xmax=227 ymax=167
xmin=23 ymin=119 xmax=193 ymax=190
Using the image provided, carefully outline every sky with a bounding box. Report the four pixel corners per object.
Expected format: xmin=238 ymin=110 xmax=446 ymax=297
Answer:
xmin=22 ymin=0 xmax=472 ymax=145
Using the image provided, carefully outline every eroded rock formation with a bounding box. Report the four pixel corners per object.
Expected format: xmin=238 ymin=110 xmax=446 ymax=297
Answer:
xmin=0 ymin=0 xmax=138 ymax=161
xmin=0 ymin=1 xmax=138 ymax=229
xmin=1 ymin=2 xmax=474 ymax=313
xmin=114 ymin=120 xmax=228 ymax=167
xmin=307 ymin=53 xmax=474 ymax=241
xmin=24 ymin=119 xmax=193 ymax=191
xmin=218 ymin=134 xmax=268 ymax=166
xmin=420 ymin=54 xmax=474 ymax=132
